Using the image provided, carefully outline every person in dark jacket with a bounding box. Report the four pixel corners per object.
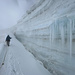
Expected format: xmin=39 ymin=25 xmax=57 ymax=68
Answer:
xmin=6 ymin=35 xmax=12 ymax=46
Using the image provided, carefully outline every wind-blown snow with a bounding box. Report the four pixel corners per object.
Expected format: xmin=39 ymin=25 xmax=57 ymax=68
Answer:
xmin=13 ymin=0 xmax=75 ymax=75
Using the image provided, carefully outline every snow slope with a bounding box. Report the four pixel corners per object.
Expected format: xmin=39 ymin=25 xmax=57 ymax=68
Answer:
xmin=13 ymin=0 xmax=75 ymax=75
xmin=0 ymin=33 xmax=51 ymax=75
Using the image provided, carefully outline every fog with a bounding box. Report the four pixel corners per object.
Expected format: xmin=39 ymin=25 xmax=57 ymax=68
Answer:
xmin=0 ymin=0 xmax=37 ymax=30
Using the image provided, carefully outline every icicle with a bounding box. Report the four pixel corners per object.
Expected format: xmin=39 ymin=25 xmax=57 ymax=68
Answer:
xmin=61 ymin=24 xmax=64 ymax=50
xmin=73 ymin=19 xmax=75 ymax=30
xmin=69 ymin=19 xmax=72 ymax=59
xmin=52 ymin=24 xmax=55 ymax=44
xmin=49 ymin=26 xmax=52 ymax=49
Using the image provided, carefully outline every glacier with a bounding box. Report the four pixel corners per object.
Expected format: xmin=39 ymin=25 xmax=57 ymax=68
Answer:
xmin=12 ymin=0 xmax=75 ymax=75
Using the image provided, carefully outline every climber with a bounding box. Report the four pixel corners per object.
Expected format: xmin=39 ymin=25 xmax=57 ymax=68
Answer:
xmin=6 ymin=35 xmax=12 ymax=46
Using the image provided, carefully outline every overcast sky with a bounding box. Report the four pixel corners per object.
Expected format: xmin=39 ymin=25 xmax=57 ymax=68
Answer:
xmin=0 ymin=0 xmax=37 ymax=30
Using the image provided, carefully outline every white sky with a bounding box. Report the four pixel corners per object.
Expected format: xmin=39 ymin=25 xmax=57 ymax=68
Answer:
xmin=0 ymin=0 xmax=37 ymax=30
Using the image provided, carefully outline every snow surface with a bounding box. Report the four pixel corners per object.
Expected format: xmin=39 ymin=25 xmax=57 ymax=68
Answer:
xmin=0 ymin=32 xmax=51 ymax=75
xmin=0 ymin=0 xmax=75 ymax=75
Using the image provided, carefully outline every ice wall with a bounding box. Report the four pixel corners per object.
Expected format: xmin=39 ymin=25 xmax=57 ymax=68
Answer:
xmin=14 ymin=0 xmax=75 ymax=75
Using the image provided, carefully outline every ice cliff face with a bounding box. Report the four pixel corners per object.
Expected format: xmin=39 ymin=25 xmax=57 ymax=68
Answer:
xmin=13 ymin=0 xmax=75 ymax=75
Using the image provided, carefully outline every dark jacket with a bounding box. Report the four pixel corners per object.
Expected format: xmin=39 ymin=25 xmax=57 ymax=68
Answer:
xmin=6 ymin=35 xmax=11 ymax=41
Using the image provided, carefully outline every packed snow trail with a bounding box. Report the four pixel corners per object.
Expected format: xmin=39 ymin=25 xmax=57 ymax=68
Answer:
xmin=0 ymin=45 xmax=8 ymax=69
xmin=0 ymin=34 xmax=51 ymax=75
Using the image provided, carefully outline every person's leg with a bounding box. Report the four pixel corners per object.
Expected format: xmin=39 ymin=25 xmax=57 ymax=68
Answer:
xmin=7 ymin=41 xmax=10 ymax=46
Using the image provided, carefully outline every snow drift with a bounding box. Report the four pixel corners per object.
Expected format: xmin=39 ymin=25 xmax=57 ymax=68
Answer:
xmin=0 ymin=33 xmax=51 ymax=75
